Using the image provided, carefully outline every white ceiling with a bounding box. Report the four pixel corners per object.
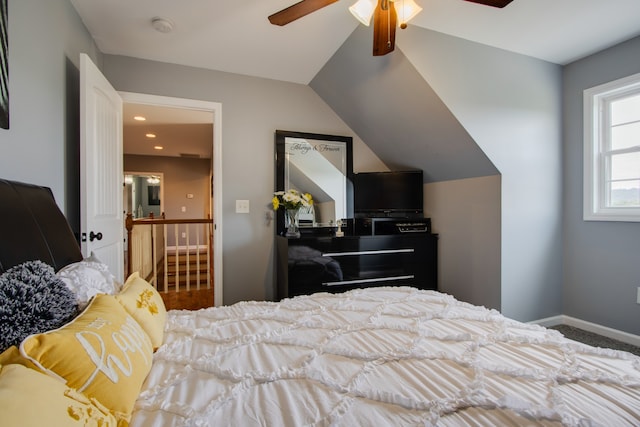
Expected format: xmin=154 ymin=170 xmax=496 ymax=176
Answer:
xmin=123 ymin=103 xmax=213 ymax=159
xmin=76 ymin=0 xmax=640 ymax=158
xmin=71 ymin=0 xmax=640 ymax=85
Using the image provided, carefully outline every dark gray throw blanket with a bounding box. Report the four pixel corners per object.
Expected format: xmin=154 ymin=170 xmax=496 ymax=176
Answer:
xmin=0 ymin=260 xmax=78 ymax=352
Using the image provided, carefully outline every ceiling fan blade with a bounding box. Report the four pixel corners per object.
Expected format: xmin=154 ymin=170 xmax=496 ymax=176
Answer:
xmin=463 ymin=0 xmax=513 ymax=8
xmin=372 ymin=0 xmax=397 ymax=56
xmin=268 ymin=0 xmax=339 ymax=26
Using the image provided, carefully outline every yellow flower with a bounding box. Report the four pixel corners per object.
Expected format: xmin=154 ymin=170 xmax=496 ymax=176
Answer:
xmin=136 ymin=289 xmax=159 ymax=315
xmin=272 ymin=189 xmax=313 ymax=210
xmin=303 ymin=193 xmax=313 ymax=205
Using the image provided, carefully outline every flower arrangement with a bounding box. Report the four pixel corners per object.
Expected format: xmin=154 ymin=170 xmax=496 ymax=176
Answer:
xmin=272 ymin=189 xmax=313 ymax=211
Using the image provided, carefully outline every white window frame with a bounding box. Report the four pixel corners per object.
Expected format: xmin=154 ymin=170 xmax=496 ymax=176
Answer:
xmin=583 ymin=72 xmax=640 ymax=222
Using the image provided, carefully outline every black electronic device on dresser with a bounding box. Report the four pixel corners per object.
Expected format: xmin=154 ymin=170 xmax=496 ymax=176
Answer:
xmin=353 ymin=170 xmax=424 ymax=219
xmin=354 ymin=217 xmax=432 ymax=236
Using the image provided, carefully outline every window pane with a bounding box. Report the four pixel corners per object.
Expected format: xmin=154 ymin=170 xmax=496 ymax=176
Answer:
xmin=610 ymin=152 xmax=640 ymax=180
xmin=609 ymin=180 xmax=640 ymax=207
xmin=611 ymin=94 xmax=640 ymax=126
xmin=611 ymin=121 xmax=640 ymax=150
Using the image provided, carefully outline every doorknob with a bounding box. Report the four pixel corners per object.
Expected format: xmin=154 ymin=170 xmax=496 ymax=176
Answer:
xmin=89 ymin=231 xmax=103 ymax=242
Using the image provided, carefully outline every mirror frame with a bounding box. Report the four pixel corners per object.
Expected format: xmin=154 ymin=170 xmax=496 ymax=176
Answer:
xmin=275 ymin=130 xmax=354 ymax=236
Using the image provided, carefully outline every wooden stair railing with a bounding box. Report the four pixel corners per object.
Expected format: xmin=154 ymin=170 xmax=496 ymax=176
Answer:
xmin=125 ymin=213 xmax=214 ymax=310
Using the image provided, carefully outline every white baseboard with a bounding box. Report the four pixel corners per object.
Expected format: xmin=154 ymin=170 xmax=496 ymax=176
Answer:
xmin=530 ymin=315 xmax=564 ymax=328
xmin=530 ymin=315 xmax=640 ymax=347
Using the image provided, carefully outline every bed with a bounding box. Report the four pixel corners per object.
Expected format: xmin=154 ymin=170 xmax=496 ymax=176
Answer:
xmin=0 ymin=178 xmax=639 ymax=427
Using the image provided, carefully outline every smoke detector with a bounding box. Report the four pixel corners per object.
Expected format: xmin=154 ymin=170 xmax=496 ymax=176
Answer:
xmin=151 ymin=17 xmax=174 ymax=34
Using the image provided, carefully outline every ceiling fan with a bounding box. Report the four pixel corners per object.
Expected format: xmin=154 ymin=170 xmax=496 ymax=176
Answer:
xmin=269 ymin=0 xmax=513 ymax=56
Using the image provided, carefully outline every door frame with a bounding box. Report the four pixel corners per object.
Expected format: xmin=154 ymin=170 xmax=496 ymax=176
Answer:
xmin=120 ymin=91 xmax=223 ymax=306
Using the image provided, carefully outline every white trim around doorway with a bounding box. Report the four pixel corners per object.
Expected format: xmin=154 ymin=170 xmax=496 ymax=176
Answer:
xmin=119 ymin=91 xmax=223 ymax=307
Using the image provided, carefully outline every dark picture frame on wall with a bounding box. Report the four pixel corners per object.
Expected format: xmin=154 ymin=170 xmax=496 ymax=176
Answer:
xmin=148 ymin=185 xmax=160 ymax=206
xmin=0 ymin=0 xmax=7 ymax=130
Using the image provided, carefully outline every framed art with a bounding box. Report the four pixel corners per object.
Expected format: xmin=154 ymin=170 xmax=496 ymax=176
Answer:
xmin=148 ymin=185 xmax=160 ymax=205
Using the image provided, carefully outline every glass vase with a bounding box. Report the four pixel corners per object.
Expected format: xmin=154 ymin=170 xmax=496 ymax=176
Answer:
xmin=285 ymin=208 xmax=301 ymax=238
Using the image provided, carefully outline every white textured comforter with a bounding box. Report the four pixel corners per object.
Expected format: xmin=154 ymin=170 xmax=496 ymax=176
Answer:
xmin=130 ymin=287 xmax=640 ymax=426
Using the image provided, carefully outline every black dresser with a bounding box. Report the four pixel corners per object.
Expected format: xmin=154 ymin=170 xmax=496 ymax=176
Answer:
xmin=276 ymin=233 xmax=437 ymax=299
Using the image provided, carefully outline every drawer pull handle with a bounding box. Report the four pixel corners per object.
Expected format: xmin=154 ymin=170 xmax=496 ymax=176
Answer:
xmin=323 ymin=248 xmax=414 ymax=257
xmin=322 ymin=275 xmax=414 ymax=286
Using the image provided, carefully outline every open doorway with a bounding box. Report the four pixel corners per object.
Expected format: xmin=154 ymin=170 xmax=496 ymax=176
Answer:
xmin=120 ymin=92 xmax=223 ymax=307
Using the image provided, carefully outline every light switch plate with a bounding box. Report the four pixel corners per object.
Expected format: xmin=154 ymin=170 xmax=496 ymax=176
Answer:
xmin=236 ymin=200 xmax=250 ymax=213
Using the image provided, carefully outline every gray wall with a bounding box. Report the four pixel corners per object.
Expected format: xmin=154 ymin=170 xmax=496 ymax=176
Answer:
xmin=563 ymin=35 xmax=640 ymax=335
xmin=311 ymin=26 xmax=563 ymax=322
xmin=103 ymin=55 xmax=370 ymax=304
xmin=425 ymin=176 xmax=502 ymax=311
xmin=311 ymin=26 xmax=498 ymax=182
xmin=0 ymin=0 xmax=100 ymax=231
xmin=400 ymin=28 xmax=564 ymax=322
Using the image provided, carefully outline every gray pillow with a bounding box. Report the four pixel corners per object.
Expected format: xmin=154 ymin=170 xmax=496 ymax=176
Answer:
xmin=0 ymin=260 xmax=78 ymax=352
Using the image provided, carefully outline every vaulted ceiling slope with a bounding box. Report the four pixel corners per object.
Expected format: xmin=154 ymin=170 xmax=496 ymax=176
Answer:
xmin=311 ymin=26 xmax=498 ymax=182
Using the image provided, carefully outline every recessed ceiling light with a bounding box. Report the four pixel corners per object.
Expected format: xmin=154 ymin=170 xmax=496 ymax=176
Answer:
xmin=154 ymin=146 xmax=164 ymax=150
xmin=133 ymin=116 xmax=146 ymax=121
xmin=146 ymin=133 xmax=156 ymax=138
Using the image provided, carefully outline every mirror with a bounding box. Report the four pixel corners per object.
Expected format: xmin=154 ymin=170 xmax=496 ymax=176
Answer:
xmin=275 ymin=130 xmax=353 ymax=236
xmin=124 ymin=172 xmax=163 ymax=219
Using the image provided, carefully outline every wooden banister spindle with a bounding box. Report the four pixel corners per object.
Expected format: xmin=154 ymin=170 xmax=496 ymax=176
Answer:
xmin=127 ymin=217 xmax=214 ymax=309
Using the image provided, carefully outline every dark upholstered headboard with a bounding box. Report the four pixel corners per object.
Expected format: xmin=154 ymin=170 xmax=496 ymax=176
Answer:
xmin=0 ymin=179 xmax=83 ymax=274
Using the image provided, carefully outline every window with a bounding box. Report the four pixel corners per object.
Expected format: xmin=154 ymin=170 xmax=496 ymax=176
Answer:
xmin=584 ymin=72 xmax=640 ymax=222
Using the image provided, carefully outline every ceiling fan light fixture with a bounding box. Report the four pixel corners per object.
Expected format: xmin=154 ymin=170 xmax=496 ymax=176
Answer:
xmin=393 ymin=0 xmax=422 ymax=29
xmin=349 ymin=0 xmax=376 ymax=26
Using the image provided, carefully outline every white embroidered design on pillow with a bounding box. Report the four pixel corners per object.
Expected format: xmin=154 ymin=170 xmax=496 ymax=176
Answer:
xmin=75 ymin=315 xmax=151 ymax=391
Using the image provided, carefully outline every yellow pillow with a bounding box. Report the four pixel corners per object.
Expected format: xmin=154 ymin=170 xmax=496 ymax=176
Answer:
xmin=20 ymin=294 xmax=153 ymax=424
xmin=0 ymin=363 xmax=118 ymax=427
xmin=0 ymin=345 xmax=31 ymax=367
xmin=116 ymin=272 xmax=167 ymax=349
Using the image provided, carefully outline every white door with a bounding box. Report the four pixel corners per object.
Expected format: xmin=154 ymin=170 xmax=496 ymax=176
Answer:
xmin=80 ymin=53 xmax=124 ymax=282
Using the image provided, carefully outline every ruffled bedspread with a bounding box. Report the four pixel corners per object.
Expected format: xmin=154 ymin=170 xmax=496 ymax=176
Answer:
xmin=130 ymin=287 xmax=640 ymax=426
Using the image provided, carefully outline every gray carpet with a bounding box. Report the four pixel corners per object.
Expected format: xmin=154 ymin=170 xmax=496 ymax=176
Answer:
xmin=550 ymin=325 xmax=640 ymax=356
